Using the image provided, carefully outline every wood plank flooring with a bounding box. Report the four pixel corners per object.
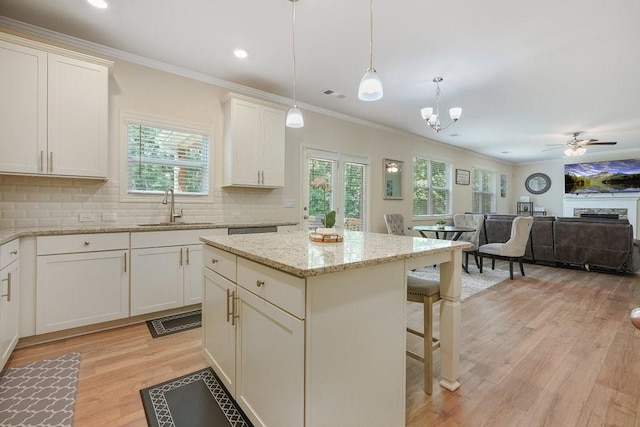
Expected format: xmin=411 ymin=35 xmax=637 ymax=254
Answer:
xmin=5 ymin=263 xmax=640 ymax=426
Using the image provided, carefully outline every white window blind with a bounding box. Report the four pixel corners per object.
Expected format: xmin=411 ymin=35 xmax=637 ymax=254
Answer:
xmin=344 ymin=161 xmax=368 ymax=231
xmin=472 ymin=168 xmax=496 ymax=213
xmin=413 ymin=156 xmax=452 ymax=217
xmin=126 ymin=122 xmax=209 ymax=195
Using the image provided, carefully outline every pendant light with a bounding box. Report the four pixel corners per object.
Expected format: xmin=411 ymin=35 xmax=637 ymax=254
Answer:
xmin=286 ymin=0 xmax=304 ymax=128
xmin=358 ymin=0 xmax=383 ymax=101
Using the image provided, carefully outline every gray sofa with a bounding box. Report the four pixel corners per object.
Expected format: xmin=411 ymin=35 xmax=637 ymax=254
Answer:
xmin=480 ymin=214 xmax=640 ymax=273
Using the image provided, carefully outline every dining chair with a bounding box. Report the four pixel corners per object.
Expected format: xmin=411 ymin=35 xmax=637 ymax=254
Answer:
xmin=406 ymin=275 xmax=441 ymax=395
xmin=478 ymin=216 xmax=533 ymax=279
xmin=384 ymin=213 xmax=406 ymax=236
xmin=453 ymin=213 xmax=485 ymax=273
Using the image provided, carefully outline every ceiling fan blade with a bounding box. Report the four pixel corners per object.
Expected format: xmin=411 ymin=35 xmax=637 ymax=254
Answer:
xmin=584 ymin=141 xmax=617 ymax=145
xmin=542 ymin=146 xmax=562 ymax=152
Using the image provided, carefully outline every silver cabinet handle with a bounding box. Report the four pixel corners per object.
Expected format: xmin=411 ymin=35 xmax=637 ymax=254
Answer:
xmin=179 ymin=247 xmax=183 ymax=266
xmin=186 ymin=247 xmax=190 ymax=265
xmin=124 ymin=252 xmax=127 ymax=273
xmin=211 ymin=258 xmax=218 ymax=264
xmin=40 ymin=150 xmax=44 ymax=172
xmin=261 ymin=170 xmax=264 ymax=185
xmin=84 ymin=241 xmax=90 ymax=246
xmin=256 ymin=279 xmax=265 ymax=288
xmin=226 ymin=288 xmax=232 ymax=323
xmin=257 ymin=170 xmax=261 ymax=184
xmin=1 ymin=272 xmax=11 ymax=302
xmin=49 ymin=151 xmax=53 ymax=172
xmin=232 ymin=290 xmax=239 ymax=326
xmin=10 ymin=249 xmax=17 ymax=255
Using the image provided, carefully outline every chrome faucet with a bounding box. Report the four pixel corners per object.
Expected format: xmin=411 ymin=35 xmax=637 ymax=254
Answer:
xmin=162 ymin=189 xmax=183 ymax=222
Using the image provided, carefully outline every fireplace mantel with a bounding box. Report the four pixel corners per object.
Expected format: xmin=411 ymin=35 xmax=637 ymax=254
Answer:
xmin=563 ymin=194 xmax=640 ymax=238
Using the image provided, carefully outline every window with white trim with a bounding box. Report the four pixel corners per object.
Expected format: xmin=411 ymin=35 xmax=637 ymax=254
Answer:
xmin=126 ymin=121 xmax=210 ymax=196
xmin=413 ymin=156 xmax=452 ymax=217
xmin=472 ymin=167 xmax=497 ymax=213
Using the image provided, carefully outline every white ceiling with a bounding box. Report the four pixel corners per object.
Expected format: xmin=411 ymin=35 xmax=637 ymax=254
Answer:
xmin=1 ymin=0 xmax=640 ymax=164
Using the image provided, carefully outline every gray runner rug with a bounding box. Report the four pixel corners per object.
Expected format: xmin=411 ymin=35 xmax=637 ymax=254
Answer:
xmin=0 ymin=353 xmax=80 ymax=427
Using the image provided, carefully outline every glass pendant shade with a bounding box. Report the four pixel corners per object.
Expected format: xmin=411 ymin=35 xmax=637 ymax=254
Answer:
xmin=286 ymin=106 xmax=304 ymax=128
xmin=449 ymin=107 xmax=462 ymax=121
xmin=564 ymin=146 xmax=586 ymax=156
xmin=420 ymin=108 xmax=433 ymax=120
xmin=358 ymin=69 xmax=383 ymax=101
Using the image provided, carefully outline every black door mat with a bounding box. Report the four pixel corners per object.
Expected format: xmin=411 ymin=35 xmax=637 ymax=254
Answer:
xmin=140 ymin=367 xmax=253 ymax=427
xmin=146 ymin=310 xmax=202 ymax=338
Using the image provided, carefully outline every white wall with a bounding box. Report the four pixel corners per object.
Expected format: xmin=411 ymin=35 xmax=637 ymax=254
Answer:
xmin=514 ymin=148 xmax=640 ymax=217
xmin=0 ymin=28 xmax=515 ymax=233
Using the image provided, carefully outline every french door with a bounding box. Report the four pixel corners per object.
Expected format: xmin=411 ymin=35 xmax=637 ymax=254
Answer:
xmin=302 ymin=148 xmax=369 ymax=232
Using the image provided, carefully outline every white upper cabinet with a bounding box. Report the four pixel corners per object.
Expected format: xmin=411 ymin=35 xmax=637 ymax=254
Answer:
xmin=222 ymin=94 xmax=285 ymax=187
xmin=0 ymin=33 xmax=111 ymax=179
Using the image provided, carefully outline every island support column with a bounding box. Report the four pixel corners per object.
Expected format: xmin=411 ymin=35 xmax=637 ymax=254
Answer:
xmin=437 ymin=248 xmax=462 ymax=391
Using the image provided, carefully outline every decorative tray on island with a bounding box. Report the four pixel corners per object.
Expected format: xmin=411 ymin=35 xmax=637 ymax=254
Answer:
xmin=309 ymin=228 xmax=343 ymax=243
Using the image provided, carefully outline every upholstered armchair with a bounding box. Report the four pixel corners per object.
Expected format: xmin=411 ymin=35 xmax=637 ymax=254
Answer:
xmin=479 ymin=216 xmax=533 ymax=279
xmin=384 ymin=213 xmax=406 ymax=236
xmin=453 ymin=213 xmax=485 ymax=273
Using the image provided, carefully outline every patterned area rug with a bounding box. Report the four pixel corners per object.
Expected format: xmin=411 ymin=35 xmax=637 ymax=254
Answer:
xmin=0 ymin=353 xmax=80 ymax=427
xmin=146 ymin=310 xmax=202 ymax=338
xmin=140 ymin=368 xmax=252 ymax=427
xmin=409 ymin=266 xmax=511 ymax=300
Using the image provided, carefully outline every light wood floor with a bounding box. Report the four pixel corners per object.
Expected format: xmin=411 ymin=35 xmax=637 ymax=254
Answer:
xmin=6 ymin=263 xmax=640 ymax=426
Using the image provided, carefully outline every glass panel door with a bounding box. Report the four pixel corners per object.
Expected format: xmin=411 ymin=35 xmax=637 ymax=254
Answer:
xmin=302 ymin=148 xmax=369 ymax=232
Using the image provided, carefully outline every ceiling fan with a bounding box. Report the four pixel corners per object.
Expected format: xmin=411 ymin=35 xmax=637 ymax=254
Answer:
xmin=543 ymin=132 xmax=617 ymax=156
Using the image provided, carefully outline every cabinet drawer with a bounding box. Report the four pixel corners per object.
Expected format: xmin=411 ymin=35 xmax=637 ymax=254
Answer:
xmin=37 ymin=233 xmax=129 ymax=255
xmin=237 ymin=258 xmax=305 ymax=319
xmin=131 ymin=228 xmax=227 ymax=248
xmin=203 ymin=245 xmax=237 ymax=282
xmin=0 ymin=238 xmax=19 ymax=270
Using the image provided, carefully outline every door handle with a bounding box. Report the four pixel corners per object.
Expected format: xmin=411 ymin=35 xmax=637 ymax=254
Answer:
xmin=232 ymin=291 xmax=239 ymax=326
xmin=226 ymin=288 xmax=233 ymax=323
xmin=124 ymin=252 xmax=127 ymax=273
xmin=179 ymin=247 xmax=183 ymax=266
xmin=186 ymin=247 xmax=190 ymax=265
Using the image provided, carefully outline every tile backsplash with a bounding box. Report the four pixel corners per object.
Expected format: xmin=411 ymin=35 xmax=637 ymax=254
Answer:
xmin=0 ymin=175 xmax=286 ymax=227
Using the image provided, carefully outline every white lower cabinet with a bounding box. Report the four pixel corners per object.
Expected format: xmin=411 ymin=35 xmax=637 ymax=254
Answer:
xmin=36 ymin=233 xmax=129 ymax=334
xmin=130 ymin=229 xmax=226 ymax=316
xmin=0 ymin=239 xmax=20 ymax=369
xmin=203 ymin=249 xmax=304 ymax=427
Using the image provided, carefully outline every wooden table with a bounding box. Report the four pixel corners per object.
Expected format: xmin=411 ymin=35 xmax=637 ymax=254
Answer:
xmin=410 ymin=225 xmax=476 ymax=241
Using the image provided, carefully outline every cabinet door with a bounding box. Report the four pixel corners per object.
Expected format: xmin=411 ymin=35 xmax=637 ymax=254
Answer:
xmin=203 ymin=268 xmax=236 ymax=395
xmin=260 ymin=107 xmax=285 ymax=187
xmin=36 ymin=250 xmax=128 ymax=334
xmin=226 ymin=99 xmax=261 ymax=186
xmin=183 ymin=244 xmax=203 ymax=305
xmin=0 ymin=40 xmax=47 ymax=174
xmin=47 ymin=54 xmax=108 ymax=178
xmin=236 ymin=287 xmax=304 ymax=427
xmin=130 ymin=246 xmax=184 ymax=316
xmin=0 ymin=260 xmax=19 ymax=369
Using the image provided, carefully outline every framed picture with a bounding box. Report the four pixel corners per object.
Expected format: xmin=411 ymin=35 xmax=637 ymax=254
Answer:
xmin=500 ymin=174 xmax=507 ymax=197
xmin=455 ymin=169 xmax=470 ymax=185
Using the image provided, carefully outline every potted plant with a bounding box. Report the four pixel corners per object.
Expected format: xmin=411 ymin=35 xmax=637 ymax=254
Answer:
xmin=436 ymin=219 xmax=447 ymax=229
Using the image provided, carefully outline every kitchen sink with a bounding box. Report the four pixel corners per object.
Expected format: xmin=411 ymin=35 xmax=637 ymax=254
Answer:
xmin=137 ymin=222 xmax=217 ymax=227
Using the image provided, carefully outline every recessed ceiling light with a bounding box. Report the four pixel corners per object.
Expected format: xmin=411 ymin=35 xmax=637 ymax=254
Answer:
xmin=234 ymin=49 xmax=248 ymax=59
xmin=87 ymin=0 xmax=108 ymax=9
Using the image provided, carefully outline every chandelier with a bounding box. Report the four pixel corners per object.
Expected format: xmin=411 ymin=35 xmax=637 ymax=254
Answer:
xmin=420 ymin=77 xmax=462 ymax=133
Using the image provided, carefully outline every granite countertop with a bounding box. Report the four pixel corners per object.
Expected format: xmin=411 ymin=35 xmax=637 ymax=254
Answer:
xmin=200 ymin=230 xmax=471 ymax=278
xmin=0 ymin=221 xmax=298 ymax=246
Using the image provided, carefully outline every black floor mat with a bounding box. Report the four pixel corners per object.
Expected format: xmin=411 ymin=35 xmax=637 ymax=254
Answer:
xmin=145 ymin=310 xmax=201 ymax=338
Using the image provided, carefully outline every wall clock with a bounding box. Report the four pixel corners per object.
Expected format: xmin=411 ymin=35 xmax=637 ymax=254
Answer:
xmin=525 ymin=173 xmax=551 ymax=194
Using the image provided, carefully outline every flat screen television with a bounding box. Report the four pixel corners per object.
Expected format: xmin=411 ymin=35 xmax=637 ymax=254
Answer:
xmin=565 ymin=159 xmax=640 ymax=194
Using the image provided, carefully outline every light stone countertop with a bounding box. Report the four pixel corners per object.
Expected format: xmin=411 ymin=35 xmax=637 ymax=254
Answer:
xmin=200 ymin=230 xmax=472 ymax=278
xmin=0 ymin=221 xmax=297 ymax=246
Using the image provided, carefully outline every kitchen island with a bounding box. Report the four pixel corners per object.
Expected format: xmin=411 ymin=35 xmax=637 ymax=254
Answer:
xmin=200 ymin=230 xmax=470 ymax=427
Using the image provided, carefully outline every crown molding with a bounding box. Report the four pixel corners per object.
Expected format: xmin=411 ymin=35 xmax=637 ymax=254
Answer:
xmin=0 ymin=16 xmax=430 ymax=140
